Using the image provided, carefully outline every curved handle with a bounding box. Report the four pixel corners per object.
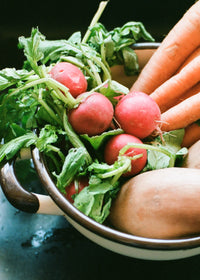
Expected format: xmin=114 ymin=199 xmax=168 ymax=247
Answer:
xmin=0 ymin=160 xmax=64 ymax=215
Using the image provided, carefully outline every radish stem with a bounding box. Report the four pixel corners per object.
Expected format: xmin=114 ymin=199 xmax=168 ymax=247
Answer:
xmin=82 ymin=1 xmax=109 ymax=44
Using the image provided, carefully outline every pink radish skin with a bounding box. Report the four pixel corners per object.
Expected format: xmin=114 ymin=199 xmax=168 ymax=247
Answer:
xmin=50 ymin=62 xmax=87 ymax=97
xmin=104 ymin=134 xmax=147 ymax=176
xmin=114 ymin=91 xmax=161 ymax=139
xmin=64 ymin=176 xmax=89 ymax=203
xmin=68 ymin=92 xmax=114 ymax=136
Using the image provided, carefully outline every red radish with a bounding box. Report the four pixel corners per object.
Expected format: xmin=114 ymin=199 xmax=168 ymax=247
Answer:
xmin=104 ymin=134 xmax=147 ymax=176
xmin=114 ymin=91 xmax=161 ymax=139
xmin=68 ymin=92 xmax=114 ymax=136
xmin=65 ymin=176 xmax=89 ymax=203
xmin=50 ymin=62 xmax=87 ymax=97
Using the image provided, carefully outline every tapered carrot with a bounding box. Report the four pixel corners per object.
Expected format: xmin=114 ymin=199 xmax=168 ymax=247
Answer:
xmin=182 ymin=122 xmax=200 ymax=147
xmin=161 ymin=92 xmax=200 ymax=132
xmin=170 ymin=82 xmax=200 ymax=108
xmin=158 ymin=46 xmax=200 ymax=111
xmin=130 ymin=0 xmax=200 ymax=94
xmin=176 ymin=46 xmax=200 ymax=73
xmin=149 ymin=55 xmax=200 ymax=113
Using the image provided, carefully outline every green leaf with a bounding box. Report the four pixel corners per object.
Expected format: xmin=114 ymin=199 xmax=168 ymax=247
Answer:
xmin=144 ymin=129 xmax=187 ymax=171
xmin=99 ymin=80 xmax=128 ymax=104
xmin=73 ymin=187 xmax=95 ymax=216
xmin=145 ymin=149 xmax=171 ymax=170
xmin=18 ymin=27 xmax=45 ymax=75
xmin=54 ymin=147 xmax=87 ymax=192
xmin=161 ymin=129 xmax=185 ymax=154
xmin=9 ymin=123 xmax=26 ymax=137
xmin=0 ymin=68 xmax=31 ymax=91
xmin=86 ymin=21 xmax=154 ymax=74
xmin=36 ymin=125 xmax=59 ymax=152
xmin=73 ymin=177 xmax=119 ymax=223
xmin=0 ymin=87 xmax=38 ymax=141
xmin=68 ymin=31 xmax=82 ymax=44
xmin=0 ymin=132 xmax=37 ymax=162
xmin=119 ymin=21 xmax=154 ymax=43
xmin=88 ymin=161 xmax=114 ymax=174
xmin=103 ymin=35 xmax=115 ymax=59
xmin=35 ymin=107 xmax=58 ymax=126
xmin=81 ymin=128 xmax=123 ymax=150
xmin=122 ymin=47 xmax=139 ymax=75
xmin=40 ymin=40 xmax=77 ymax=64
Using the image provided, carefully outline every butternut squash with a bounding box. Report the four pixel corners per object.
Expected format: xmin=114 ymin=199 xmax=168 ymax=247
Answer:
xmin=109 ymin=167 xmax=200 ymax=239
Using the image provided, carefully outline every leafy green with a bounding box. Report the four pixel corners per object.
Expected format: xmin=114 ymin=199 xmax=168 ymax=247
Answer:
xmin=99 ymin=80 xmax=129 ymax=104
xmin=0 ymin=86 xmax=38 ymax=141
xmin=122 ymin=47 xmax=140 ymax=75
xmin=0 ymin=68 xmax=31 ymax=91
xmin=72 ymin=151 xmax=133 ymax=223
xmin=74 ymin=176 xmax=119 ymax=223
xmin=36 ymin=125 xmax=59 ymax=152
xmin=39 ymin=39 xmax=83 ymax=65
xmin=86 ymin=21 xmax=154 ymax=74
xmin=160 ymin=129 xmax=185 ymax=154
xmin=18 ymin=28 xmax=45 ymax=76
xmin=81 ymin=128 xmax=123 ymax=150
xmin=53 ymin=147 xmax=88 ymax=192
xmin=0 ymin=132 xmax=37 ymax=162
xmin=18 ymin=20 xmax=154 ymax=83
xmin=144 ymin=129 xmax=188 ymax=171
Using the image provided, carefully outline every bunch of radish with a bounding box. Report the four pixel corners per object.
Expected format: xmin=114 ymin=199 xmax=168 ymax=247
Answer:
xmin=50 ymin=61 xmax=162 ymax=187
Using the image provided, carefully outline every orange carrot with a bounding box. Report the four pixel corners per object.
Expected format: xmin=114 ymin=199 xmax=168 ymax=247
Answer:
xmin=130 ymin=1 xmax=200 ymax=94
xmin=149 ymin=55 xmax=200 ymax=113
xmin=161 ymin=92 xmax=200 ymax=132
xmin=170 ymin=82 xmax=200 ymax=108
xmin=176 ymin=46 xmax=200 ymax=73
xmin=182 ymin=122 xmax=200 ymax=148
xmin=157 ymin=46 xmax=200 ymax=111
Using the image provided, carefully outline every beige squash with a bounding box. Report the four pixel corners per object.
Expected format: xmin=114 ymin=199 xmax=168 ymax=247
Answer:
xmin=183 ymin=140 xmax=200 ymax=169
xmin=109 ymin=167 xmax=200 ymax=239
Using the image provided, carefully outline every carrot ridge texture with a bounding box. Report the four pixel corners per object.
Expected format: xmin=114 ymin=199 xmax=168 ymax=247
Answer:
xmin=170 ymin=82 xmax=200 ymax=109
xmin=160 ymin=47 xmax=200 ymax=111
xmin=149 ymin=55 xmax=200 ymax=113
xmin=176 ymin=46 xmax=200 ymax=73
xmin=130 ymin=0 xmax=200 ymax=94
xmin=161 ymin=92 xmax=200 ymax=132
